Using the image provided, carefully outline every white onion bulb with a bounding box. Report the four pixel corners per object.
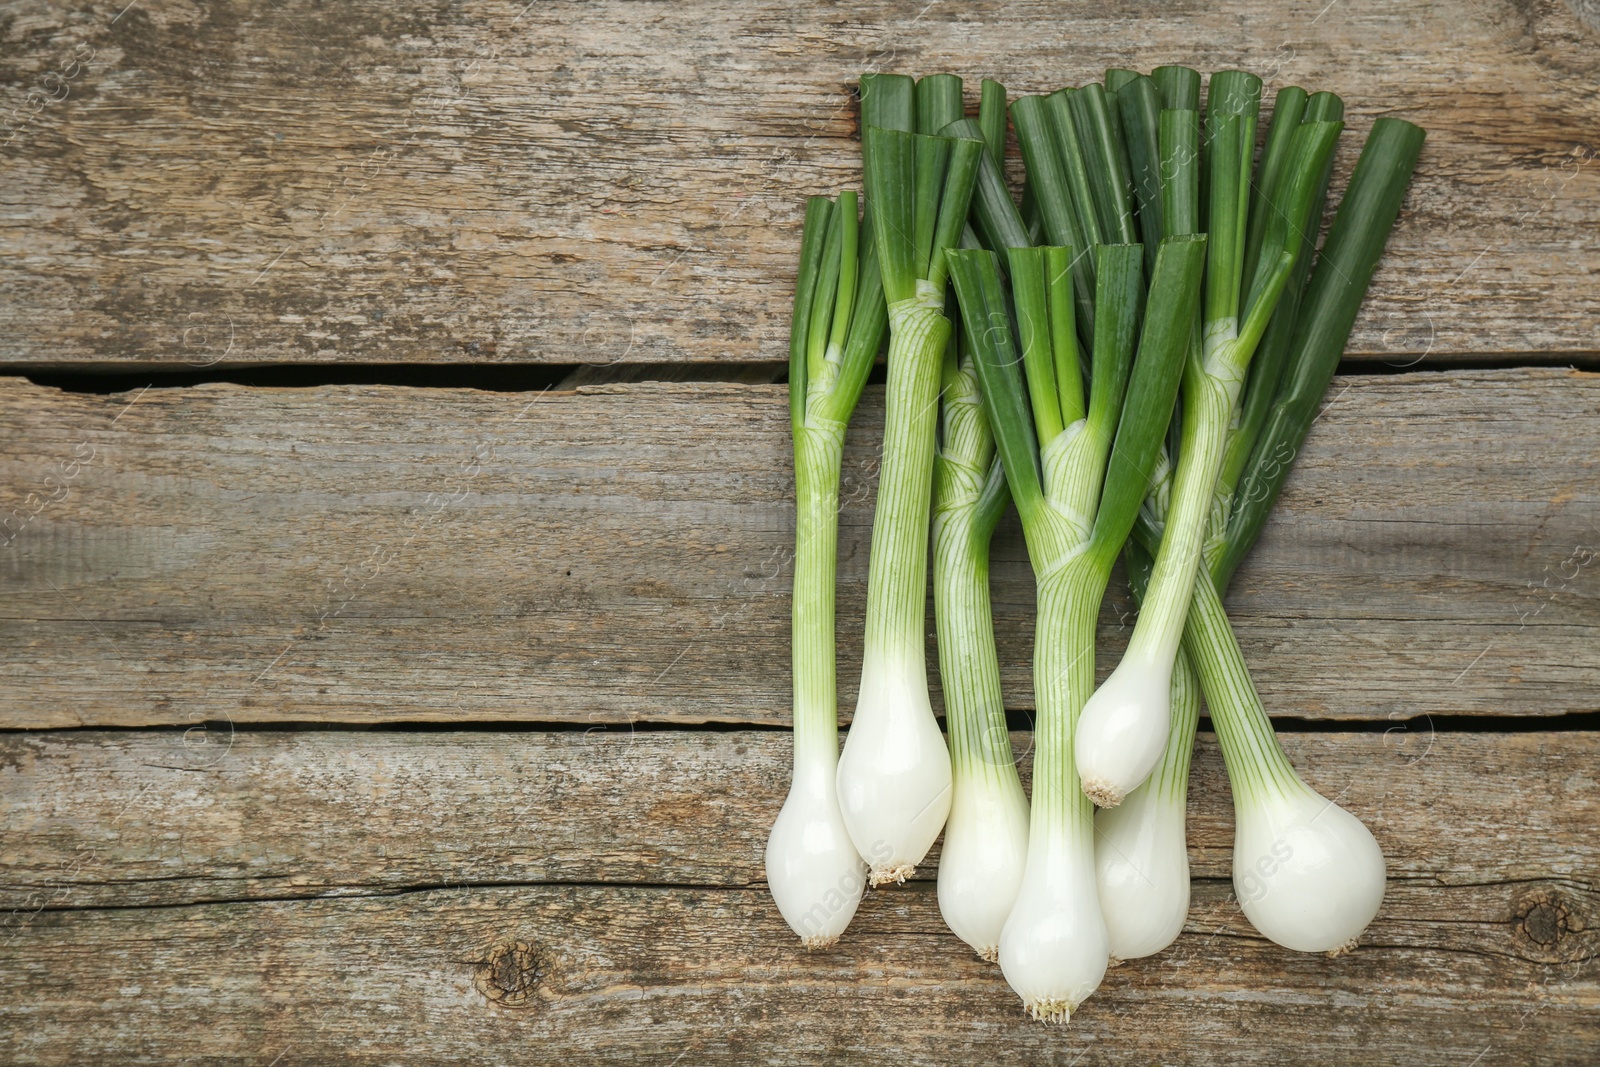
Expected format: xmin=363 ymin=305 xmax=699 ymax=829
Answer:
xmin=997 ymin=836 xmax=1109 ymax=1023
xmin=765 ymin=763 xmax=866 ymax=948
xmin=1233 ymin=780 xmax=1386 ymax=953
xmin=836 ymin=656 xmax=953 ymax=883
xmin=937 ymin=767 xmax=1029 ymax=959
xmin=1075 ymin=654 xmax=1172 ymax=808
xmin=1094 ymin=782 xmax=1189 ymax=961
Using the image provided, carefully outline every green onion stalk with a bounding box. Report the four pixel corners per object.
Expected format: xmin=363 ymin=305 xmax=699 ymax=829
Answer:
xmin=930 ymin=331 xmax=1028 ymax=961
xmin=765 ymin=190 xmax=890 ymax=947
xmin=930 ymin=81 xmax=1035 ymax=960
xmin=1076 ymin=71 xmax=1344 ymax=808
xmin=949 ymin=233 xmax=1205 ymax=1022
xmin=1104 ymin=110 xmax=1425 ymax=960
xmin=1177 ymin=115 xmax=1428 ymax=954
xmin=1091 ymin=77 xmax=1343 ymax=961
xmin=835 ymin=74 xmax=984 ymax=885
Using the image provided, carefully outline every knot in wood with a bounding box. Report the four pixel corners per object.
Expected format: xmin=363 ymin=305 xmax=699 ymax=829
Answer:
xmin=475 ymin=940 xmax=548 ymax=1007
xmin=1515 ymin=889 xmax=1572 ymax=947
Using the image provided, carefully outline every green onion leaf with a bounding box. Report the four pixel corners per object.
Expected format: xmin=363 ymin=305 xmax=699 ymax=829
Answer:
xmin=1206 ymin=69 xmax=1263 ymax=124
xmin=1241 ymin=120 xmax=1343 ymax=327
xmin=1203 ymin=110 xmax=1251 ymax=327
xmin=824 ymin=190 xmax=861 ymax=364
xmin=1089 ymin=235 xmax=1207 ymax=565
xmin=944 ymin=117 xmax=1030 ymax=254
xmin=1105 ymin=67 xmax=1141 ymax=95
xmin=1218 ymin=116 xmax=1426 ymax=587
xmin=790 ymin=196 xmax=835 ymax=428
xmin=1045 ymin=90 xmax=1107 ymax=255
xmin=1011 ymin=94 xmax=1096 ymax=333
xmin=1159 ymin=108 xmax=1201 ymax=238
xmin=864 ymin=126 xmax=922 ymax=305
xmin=928 ymin=135 xmax=987 ymax=292
xmin=1204 ymin=68 xmax=1263 ymax=241
xmin=917 ymin=73 xmax=965 ymax=136
xmin=1006 ymin=246 xmax=1066 ymax=446
xmin=948 ymin=248 xmax=1045 ymax=523
xmin=1070 ymin=82 xmax=1139 ymax=245
xmin=1218 ymin=102 xmax=1347 ymax=504
xmin=1046 ymin=245 xmax=1085 ymax=424
xmin=860 ymin=73 xmax=915 ymax=135
xmin=978 ymin=79 xmax=1007 ymax=170
xmin=1151 ymin=65 xmax=1201 ymax=111
xmin=865 ymin=103 xmax=983 ymax=302
xmin=805 ymin=199 xmax=847 ymax=382
xmin=1083 ymin=243 xmax=1146 ymax=454
xmin=1240 ymin=85 xmax=1309 ymax=293
xmin=1117 ymin=75 xmax=1166 ymax=263
xmin=913 ymin=134 xmax=955 ymax=282
xmin=814 ymin=202 xmax=888 ymax=425
xmin=1305 ymin=90 xmax=1345 ymax=124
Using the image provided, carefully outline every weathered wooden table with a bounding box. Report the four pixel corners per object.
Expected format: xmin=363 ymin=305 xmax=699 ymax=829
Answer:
xmin=3 ymin=1 xmax=1597 ymax=1063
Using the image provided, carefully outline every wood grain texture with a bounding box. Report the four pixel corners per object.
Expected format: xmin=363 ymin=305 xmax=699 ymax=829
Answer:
xmin=1 ymin=0 xmax=1598 ymax=369
xmin=1 ymin=729 xmax=1596 ymax=1065
xmin=2 ymin=369 xmax=1596 ymax=729
xmin=0 ymin=729 xmax=1589 ymax=906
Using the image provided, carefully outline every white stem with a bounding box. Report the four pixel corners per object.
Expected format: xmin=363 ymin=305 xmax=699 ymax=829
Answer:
xmin=1233 ymin=780 xmax=1386 ymax=954
xmin=837 ymin=650 xmax=954 ymax=883
xmin=1074 ymin=649 xmax=1174 ymax=809
xmin=931 ymin=396 xmax=1029 ymax=959
xmin=939 ymin=768 xmax=1029 ymax=959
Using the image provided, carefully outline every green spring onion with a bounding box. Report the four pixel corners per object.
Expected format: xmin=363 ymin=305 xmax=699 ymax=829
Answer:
xmin=766 ymin=188 xmax=889 ymax=947
xmin=835 ymin=74 xmax=983 ymax=885
xmin=949 ymin=233 xmax=1205 ymax=1022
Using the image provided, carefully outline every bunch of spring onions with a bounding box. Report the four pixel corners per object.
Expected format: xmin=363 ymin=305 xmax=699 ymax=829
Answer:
xmin=765 ymin=64 xmax=1424 ymax=1020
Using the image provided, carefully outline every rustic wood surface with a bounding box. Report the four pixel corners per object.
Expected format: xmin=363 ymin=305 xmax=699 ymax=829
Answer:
xmin=2 ymin=369 xmax=1595 ymax=730
xmin=4 ymin=0 xmax=1597 ymax=1059
xmin=2 ymin=0 xmax=1599 ymax=369
xmin=1 ymin=729 xmax=1595 ymax=1065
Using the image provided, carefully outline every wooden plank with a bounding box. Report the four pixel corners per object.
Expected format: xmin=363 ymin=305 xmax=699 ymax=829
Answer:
xmin=1 ymin=0 xmax=1597 ymax=369
xmin=3 ymin=883 xmax=1595 ymax=1066
xmin=0 ymin=729 xmax=1592 ymax=907
xmin=1 ymin=369 xmax=1595 ymax=729
xmin=1 ymin=730 xmax=1596 ymax=1064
